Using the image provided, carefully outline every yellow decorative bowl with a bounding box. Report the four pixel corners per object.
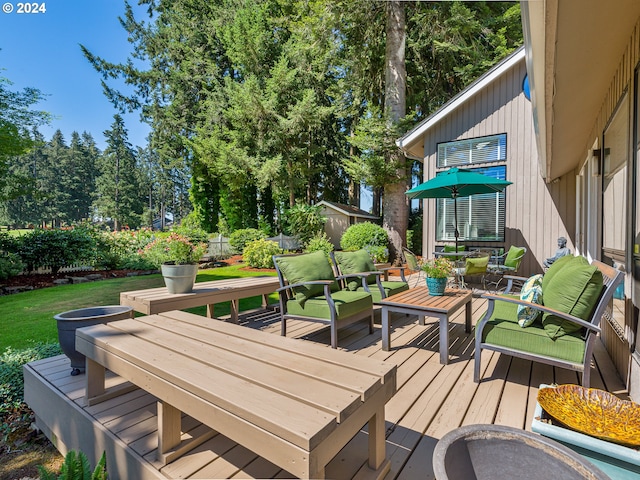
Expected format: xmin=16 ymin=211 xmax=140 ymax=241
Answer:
xmin=538 ymin=384 xmax=640 ymax=447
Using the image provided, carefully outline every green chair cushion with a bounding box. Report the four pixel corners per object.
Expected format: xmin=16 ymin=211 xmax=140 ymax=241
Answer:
xmin=482 ymin=298 xmax=586 ymax=364
xmin=541 ymin=254 xmax=576 ymax=291
xmin=354 ymin=280 xmax=409 ymax=303
xmin=542 ymin=256 xmax=604 ymax=339
xmin=465 ymin=255 xmax=489 ymax=276
xmin=443 ymin=244 xmax=465 ymax=253
xmin=275 ymin=251 xmax=337 ymax=304
xmin=504 ymin=245 xmax=525 ymax=269
xmin=334 ymin=249 xmax=377 ymax=289
xmin=517 ymin=274 xmax=544 ymax=327
xmin=285 ymin=289 xmax=373 ymax=320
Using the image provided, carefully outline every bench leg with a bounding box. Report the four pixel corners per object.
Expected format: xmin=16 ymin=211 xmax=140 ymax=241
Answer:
xmin=230 ymin=299 xmax=239 ymax=323
xmin=368 ymin=406 xmax=386 ymax=471
xmin=158 ymin=401 xmax=181 ymax=462
xmin=206 ymin=303 xmax=214 ymax=318
xmin=86 ymin=358 xmax=105 ymax=401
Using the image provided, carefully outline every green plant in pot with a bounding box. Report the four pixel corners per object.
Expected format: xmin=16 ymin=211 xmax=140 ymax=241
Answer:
xmin=141 ymin=233 xmax=207 ymax=294
xmin=421 ymin=257 xmax=454 ymax=296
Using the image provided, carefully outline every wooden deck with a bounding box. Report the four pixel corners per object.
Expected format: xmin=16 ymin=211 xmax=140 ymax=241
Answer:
xmin=25 ymin=295 xmax=628 ymax=480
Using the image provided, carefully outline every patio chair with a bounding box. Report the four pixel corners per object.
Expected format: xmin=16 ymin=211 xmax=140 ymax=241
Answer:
xmin=452 ymin=251 xmax=490 ymax=289
xmin=402 ymin=247 xmax=424 ymax=287
xmin=330 ymin=249 xmax=409 ymax=303
xmin=485 ymin=245 xmax=527 ymax=291
xmin=273 ymin=251 xmax=374 ymax=349
xmin=474 ymin=256 xmax=623 ymax=387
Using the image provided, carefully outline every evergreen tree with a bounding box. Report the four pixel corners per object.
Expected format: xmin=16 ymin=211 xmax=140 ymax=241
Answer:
xmin=94 ymin=115 xmax=143 ymax=229
xmin=0 ymin=77 xmax=50 ymax=201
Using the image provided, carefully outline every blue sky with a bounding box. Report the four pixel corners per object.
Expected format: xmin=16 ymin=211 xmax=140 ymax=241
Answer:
xmin=0 ymin=1 xmax=150 ymax=150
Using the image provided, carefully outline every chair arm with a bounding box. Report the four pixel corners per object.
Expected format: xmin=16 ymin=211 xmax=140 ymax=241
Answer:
xmin=502 ymin=274 xmax=528 ymax=294
xmin=377 ymin=265 xmax=407 ymax=282
xmin=336 ymin=272 xmax=379 ymax=293
xmin=481 ymin=294 xmax=601 ymax=333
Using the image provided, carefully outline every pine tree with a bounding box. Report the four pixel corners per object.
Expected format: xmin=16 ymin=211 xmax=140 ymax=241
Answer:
xmin=94 ymin=115 xmax=143 ymax=229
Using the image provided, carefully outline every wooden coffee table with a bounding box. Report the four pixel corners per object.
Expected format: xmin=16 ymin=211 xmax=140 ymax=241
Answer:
xmin=379 ymin=287 xmax=473 ymax=364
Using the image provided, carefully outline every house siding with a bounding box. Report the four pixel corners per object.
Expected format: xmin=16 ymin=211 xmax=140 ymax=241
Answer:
xmin=580 ymin=16 xmax=640 ymax=395
xmin=419 ymin=60 xmax=575 ymax=277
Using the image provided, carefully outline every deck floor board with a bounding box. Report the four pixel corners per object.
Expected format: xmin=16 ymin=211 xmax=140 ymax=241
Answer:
xmin=26 ymin=295 xmax=626 ymax=479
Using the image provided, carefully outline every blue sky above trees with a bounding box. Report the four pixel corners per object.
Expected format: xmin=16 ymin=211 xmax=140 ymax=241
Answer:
xmin=0 ymin=0 xmax=150 ymax=150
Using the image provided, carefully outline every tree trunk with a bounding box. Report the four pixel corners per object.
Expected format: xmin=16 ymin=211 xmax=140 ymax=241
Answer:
xmin=382 ymin=0 xmax=408 ymax=264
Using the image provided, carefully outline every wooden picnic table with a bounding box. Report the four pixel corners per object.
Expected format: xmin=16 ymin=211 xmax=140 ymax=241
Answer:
xmin=76 ymin=310 xmax=397 ymax=479
xmin=120 ymin=276 xmax=280 ymax=322
xmin=379 ymin=287 xmax=473 ymax=364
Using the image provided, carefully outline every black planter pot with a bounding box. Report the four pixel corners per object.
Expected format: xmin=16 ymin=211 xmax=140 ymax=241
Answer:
xmin=55 ymin=305 xmax=133 ymax=375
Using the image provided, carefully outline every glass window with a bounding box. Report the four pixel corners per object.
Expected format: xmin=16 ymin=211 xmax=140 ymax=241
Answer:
xmin=437 ymin=134 xmax=507 ymax=168
xmin=435 ymin=165 xmax=507 ymax=242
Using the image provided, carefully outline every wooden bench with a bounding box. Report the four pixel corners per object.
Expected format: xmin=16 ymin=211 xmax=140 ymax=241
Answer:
xmin=76 ymin=310 xmax=396 ymax=479
xmin=120 ymin=276 xmax=280 ymax=322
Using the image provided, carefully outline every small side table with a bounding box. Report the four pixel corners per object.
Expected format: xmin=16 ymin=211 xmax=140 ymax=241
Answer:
xmin=379 ymin=287 xmax=472 ymax=364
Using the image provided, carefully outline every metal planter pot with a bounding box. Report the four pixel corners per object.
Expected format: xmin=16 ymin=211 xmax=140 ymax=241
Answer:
xmin=433 ymin=424 xmax=610 ymax=480
xmin=55 ymin=305 xmax=133 ymax=375
xmin=161 ymin=263 xmax=198 ymax=294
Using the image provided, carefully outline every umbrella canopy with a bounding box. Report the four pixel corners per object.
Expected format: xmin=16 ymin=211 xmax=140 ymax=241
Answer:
xmin=406 ymin=167 xmax=512 ymax=251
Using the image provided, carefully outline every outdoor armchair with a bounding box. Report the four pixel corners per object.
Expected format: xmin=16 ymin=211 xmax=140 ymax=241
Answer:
xmin=474 ymin=255 xmax=623 ymax=388
xmin=330 ymin=249 xmax=409 ymax=303
xmin=453 ymin=251 xmax=490 ymax=289
xmin=273 ymin=251 xmax=374 ymax=349
xmin=486 ymin=245 xmax=527 ymax=291
xmin=402 ymin=247 xmax=424 ymax=287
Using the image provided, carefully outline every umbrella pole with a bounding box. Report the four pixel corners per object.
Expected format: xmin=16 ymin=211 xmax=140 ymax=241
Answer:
xmin=453 ymin=194 xmax=459 ymax=252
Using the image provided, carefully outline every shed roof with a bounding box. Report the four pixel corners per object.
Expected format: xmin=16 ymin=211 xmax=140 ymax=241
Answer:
xmin=396 ymin=47 xmax=525 ymax=161
xmin=317 ymin=201 xmax=379 ymax=219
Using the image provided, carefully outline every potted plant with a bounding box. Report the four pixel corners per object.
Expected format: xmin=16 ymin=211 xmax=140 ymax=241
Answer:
xmin=141 ymin=232 xmax=207 ymax=293
xmin=421 ymin=257 xmax=454 ymax=295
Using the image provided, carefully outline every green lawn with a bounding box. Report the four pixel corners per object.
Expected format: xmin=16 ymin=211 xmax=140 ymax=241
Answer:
xmin=0 ymin=265 xmax=278 ymax=351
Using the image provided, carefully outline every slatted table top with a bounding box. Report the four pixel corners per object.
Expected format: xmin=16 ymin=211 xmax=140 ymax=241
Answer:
xmin=378 ymin=287 xmax=472 ymax=313
xmin=120 ymin=276 xmax=281 ymax=315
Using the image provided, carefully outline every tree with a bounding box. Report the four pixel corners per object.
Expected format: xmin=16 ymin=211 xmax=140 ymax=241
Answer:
xmin=0 ymin=77 xmax=50 ymax=200
xmin=382 ymin=0 xmax=408 ymax=263
xmin=94 ymin=115 xmax=143 ymax=229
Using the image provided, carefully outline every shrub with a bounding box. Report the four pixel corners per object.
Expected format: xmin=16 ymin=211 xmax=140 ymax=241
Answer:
xmin=0 ymin=343 xmax=61 ymax=417
xmin=95 ymin=227 xmax=156 ymax=269
xmin=284 ymin=202 xmax=326 ymax=246
xmin=364 ymin=245 xmax=389 ymax=263
xmin=171 ymin=224 xmax=209 ymax=244
xmin=340 ymin=222 xmax=388 ymax=251
xmin=39 ymin=450 xmax=107 ymax=480
xmin=243 ymin=239 xmax=281 ymax=268
xmin=228 ymin=228 xmax=265 ymax=254
xmin=0 ymin=251 xmax=23 ymax=280
xmin=18 ymin=228 xmax=95 ymax=274
xmin=304 ymin=233 xmax=334 ymax=258
xmin=0 ymin=232 xmax=19 ymax=253
xmin=140 ymin=233 xmax=207 ymax=267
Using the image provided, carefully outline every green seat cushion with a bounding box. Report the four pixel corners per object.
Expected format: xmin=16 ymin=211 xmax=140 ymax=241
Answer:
xmin=465 ymin=255 xmax=489 ymax=275
xmin=504 ymin=246 xmax=525 ymax=269
xmin=285 ymin=290 xmax=372 ymax=320
xmin=334 ymin=249 xmax=377 ymax=289
xmin=275 ymin=251 xmax=337 ymax=303
xmin=541 ymin=254 xmax=576 ymax=291
xmin=517 ymin=274 xmax=544 ymax=327
xmin=482 ymin=298 xmax=586 ymax=364
xmin=354 ymin=280 xmax=408 ymax=303
xmin=542 ymin=256 xmax=604 ymax=339
xmin=443 ymin=244 xmax=465 ymax=253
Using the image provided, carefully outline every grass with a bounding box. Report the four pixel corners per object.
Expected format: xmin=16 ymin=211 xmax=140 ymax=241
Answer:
xmin=0 ymin=265 xmax=278 ymax=351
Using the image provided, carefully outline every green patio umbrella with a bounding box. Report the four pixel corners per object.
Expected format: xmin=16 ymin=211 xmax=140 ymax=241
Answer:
xmin=406 ymin=167 xmax=512 ymax=251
